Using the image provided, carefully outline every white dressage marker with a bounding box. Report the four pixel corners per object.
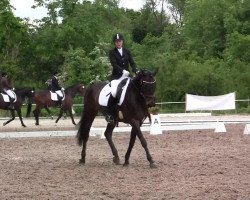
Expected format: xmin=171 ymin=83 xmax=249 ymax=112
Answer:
xmin=150 ymin=114 xmax=162 ymax=135
xmin=243 ymin=124 xmax=250 ymax=135
xmin=214 ymin=122 xmax=227 ymax=133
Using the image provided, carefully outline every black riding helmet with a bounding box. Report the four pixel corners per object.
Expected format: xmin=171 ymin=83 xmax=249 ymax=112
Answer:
xmin=113 ymin=33 xmax=124 ymax=42
xmin=52 ymin=70 xmax=59 ymax=76
xmin=1 ymin=72 xmax=7 ymax=77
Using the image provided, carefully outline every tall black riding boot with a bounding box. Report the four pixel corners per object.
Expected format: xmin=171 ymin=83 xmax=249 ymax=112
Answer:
xmin=105 ymin=95 xmax=118 ymax=124
xmin=9 ymin=98 xmax=15 ymax=110
xmin=57 ymin=96 xmax=63 ymax=108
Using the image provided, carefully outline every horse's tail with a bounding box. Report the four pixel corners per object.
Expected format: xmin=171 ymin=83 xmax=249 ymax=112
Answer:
xmin=76 ymin=114 xmax=86 ymax=145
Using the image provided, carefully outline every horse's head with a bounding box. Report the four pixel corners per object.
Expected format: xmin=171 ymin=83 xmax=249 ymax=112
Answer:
xmin=65 ymin=84 xmax=86 ymax=97
xmin=133 ymin=69 xmax=157 ymax=107
xmin=15 ymin=87 xmax=35 ymax=99
xmin=77 ymin=84 xmax=86 ymax=96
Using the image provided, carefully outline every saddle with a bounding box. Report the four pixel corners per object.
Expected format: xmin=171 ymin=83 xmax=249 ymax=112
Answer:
xmin=50 ymin=90 xmax=65 ymax=101
xmin=0 ymin=92 xmax=17 ymax=102
xmin=98 ymin=78 xmax=130 ymax=107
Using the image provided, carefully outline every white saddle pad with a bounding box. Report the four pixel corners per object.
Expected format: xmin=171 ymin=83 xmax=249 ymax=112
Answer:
xmin=98 ymin=78 xmax=130 ymax=106
xmin=50 ymin=91 xmax=65 ymax=101
xmin=1 ymin=93 xmax=17 ymax=102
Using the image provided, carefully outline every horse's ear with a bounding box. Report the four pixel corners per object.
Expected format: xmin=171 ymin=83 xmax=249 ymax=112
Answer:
xmin=152 ymin=68 xmax=158 ymax=76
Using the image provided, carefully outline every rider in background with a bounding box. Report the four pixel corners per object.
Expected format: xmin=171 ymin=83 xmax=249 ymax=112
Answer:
xmin=106 ymin=33 xmax=138 ymax=123
xmin=51 ymin=71 xmax=64 ymax=107
xmin=0 ymin=72 xmax=16 ymax=109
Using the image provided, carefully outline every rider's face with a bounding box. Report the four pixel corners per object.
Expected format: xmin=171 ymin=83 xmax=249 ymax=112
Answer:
xmin=114 ymin=40 xmax=123 ymax=49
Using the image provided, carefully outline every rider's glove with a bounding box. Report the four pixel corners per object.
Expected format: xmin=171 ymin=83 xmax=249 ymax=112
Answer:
xmin=61 ymin=87 xmax=65 ymax=90
xmin=122 ymin=70 xmax=130 ymax=77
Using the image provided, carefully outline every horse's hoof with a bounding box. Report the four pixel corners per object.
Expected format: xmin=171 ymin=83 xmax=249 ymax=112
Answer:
xmin=113 ymin=157 xmax=120 ymax=165
xmin=3 ymin=123 xmax=6 ymax=126
xmin=123 ymin=162 xmax=129 ymax=167
xmin=79 ymin=159 xmax=85 ymax=165
xmin=150 ymin=163 xmax=157 ymax=169
xmin=22 ymin=125 xmax=26 ymax=127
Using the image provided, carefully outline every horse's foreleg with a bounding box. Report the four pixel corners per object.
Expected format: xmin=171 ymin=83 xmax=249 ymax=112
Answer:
xmin=104 ymin=123 xmax=120 ymax=165
xmin=123 ymin=128 xmax=137 ymax=167
xmin=3 ymin=110 xmax=15 ymax=126
xmin=16 ymin=109 xmax=26 ymax=127
xmin=33 ymin=108 xmax=40 ymax=125
xmin=45 ymin=107 xmax=53 ymax=119
xmin=55 ymin=108 xmax=64 ymax=124
xmin=131 ymin=120 xmax=156 ymax=168
xmin=67 ymin=108 xmax=76 ymax=125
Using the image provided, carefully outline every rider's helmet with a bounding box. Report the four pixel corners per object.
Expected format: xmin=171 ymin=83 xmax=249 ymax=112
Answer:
xmin=113 ymin=33 xmax=124 ymax=42
xmin=53 ymin=71 xmax=59 ymax=76
xmin=1 ymin=72 xmax=7 ymax=77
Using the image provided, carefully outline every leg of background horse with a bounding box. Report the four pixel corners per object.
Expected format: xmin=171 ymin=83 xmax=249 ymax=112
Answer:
xmin=45 ymin=106 xmax=53 ymax=119
xmin=123 ymin=127 xmax=137 ymax=166
xmin=16 ymin=108 xmax=26 ymax=127
xmin=33 ymin=107 xmax=40 ymax=125
xmin=131 ymin=120 xmax=156 ymax=168
xmin=3 ymin=110 xmax=15 ymax=126
xmin=104 ymin=123 xmax=120 ymax=165
xmin=55 ymin=108 xmax=64 ymax=124
xmin=67 ymin=108 xmax=76 ymax=125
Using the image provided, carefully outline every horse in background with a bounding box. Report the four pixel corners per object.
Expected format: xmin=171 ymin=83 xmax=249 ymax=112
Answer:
xmin=77 ymin=69 xmax=157 ymax=168
xmin=0 ymin=87 xmax=34 ymax=127
xmin=30 ymin=84 xmax=85 ymax=125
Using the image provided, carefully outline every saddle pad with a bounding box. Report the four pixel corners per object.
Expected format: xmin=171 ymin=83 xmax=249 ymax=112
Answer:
xmin=1 ymin=93 xmax=17 ymax=102
xmin=50 ymin=91 xmax=65 ymax=101
xmin=98 ymin=78 xmax=130 ymax=106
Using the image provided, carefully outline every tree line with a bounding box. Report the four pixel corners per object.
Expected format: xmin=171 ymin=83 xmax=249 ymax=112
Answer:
xmin=0 ymin=0 xmax=249 ymax=104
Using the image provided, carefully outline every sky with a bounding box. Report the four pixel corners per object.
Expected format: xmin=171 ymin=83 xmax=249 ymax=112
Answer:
xmin=10 ymin=0 xmax=145 ymax=20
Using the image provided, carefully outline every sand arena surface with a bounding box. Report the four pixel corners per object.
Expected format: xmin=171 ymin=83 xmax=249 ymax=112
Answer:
xmin=0 ymin=115 xmax=250 ymax=199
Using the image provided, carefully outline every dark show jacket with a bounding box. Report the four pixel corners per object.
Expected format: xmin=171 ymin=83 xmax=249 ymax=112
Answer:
xmin=109 ymin=47 xmax=137 ymax=80
xmin=51 ymin=76 xmax=62 ymax=92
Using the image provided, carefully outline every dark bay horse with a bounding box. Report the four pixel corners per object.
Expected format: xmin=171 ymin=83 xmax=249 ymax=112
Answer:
xmin=0 ymin=87 xmax=34 ymax=127
xmin=77 ymin=69 xmax=157 ymax=168
xmin=31 ymin=84 xmax=85 ymax=125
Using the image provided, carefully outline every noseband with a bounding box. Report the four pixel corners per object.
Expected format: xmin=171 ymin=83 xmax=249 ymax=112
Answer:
xmin=131 ymin=76 xmax=156 ymax=103
xmin=141 ymin=80 xmax=156 ymax=99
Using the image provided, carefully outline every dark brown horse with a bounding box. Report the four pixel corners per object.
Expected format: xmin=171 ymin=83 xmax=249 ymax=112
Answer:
xmin=31 ymin=84 xmax=85 ymax=125
xmin=77 ymin=69 xmax=157 ymax=168
xmin=0 ymin=87 xmax=34 ymax=127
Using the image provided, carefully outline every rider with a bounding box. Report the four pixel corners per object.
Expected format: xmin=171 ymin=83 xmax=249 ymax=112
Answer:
xmin=106 ymin=33 xmax=138 ymax=123
xmin=51 ymin=71 xmax=64 ymax=107
xmin=0 ymin=72 xmax=16 ymax=109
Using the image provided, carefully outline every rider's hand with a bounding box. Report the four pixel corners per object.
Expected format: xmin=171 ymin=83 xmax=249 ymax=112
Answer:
xmin=122 ymin=70 xmax=130 ymax=77
xmin=62 ymin=87 xmax=65 ymax=90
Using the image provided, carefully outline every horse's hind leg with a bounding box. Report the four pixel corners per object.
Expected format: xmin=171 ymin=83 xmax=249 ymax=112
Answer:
xmin=104 ymin=123 xmax=120 ymax=165
xmin=123 ymin=127 xmax=137 ymax=166
xmin=3 ymin=110 xmax=15 ymax=126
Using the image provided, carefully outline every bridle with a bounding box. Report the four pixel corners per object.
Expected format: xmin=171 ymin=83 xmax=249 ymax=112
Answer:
xmin=131 ymin=74 xmax=156 ymax=103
